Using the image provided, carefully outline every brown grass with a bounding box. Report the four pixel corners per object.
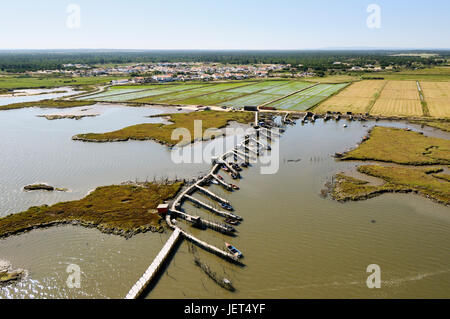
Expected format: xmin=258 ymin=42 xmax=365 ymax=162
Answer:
xmin=340 ymin=126 xmax=450 ymax=165
xmin=0 ymin=182 xmax=183 ymax=239
xmin=73 ymin=110 xmax=255 ymax=146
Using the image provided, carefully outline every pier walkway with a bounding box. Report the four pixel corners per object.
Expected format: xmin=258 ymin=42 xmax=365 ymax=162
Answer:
xmin=183 ymin=194 xmax=241 ymax=221
xmin=125 ymin=119 xmax=283 ymax=298
xmin=195 ymin=185 xmax=230 ymax=205
xmin=125 ymin=228 xmax=181 ymax=299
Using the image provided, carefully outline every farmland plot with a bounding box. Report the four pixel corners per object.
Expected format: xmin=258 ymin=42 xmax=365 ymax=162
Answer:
xmin=77 ymin=88 xmax=144 ymax=100
xmin=95 ymin=84 xmax=205 ymax=102
xmin=139 ymin=82 xmax=253 ymax=104
xmin=225 ymin=81 xmax=289 ymax=94
xmin=314 ymin=80 xmax=386 ymax=113
xmin=370 ymin=81 xmax=423 ymax=116
xmin=262 ymin=81 xmax=313 ymax=95
xmin=421 ymin=82 xmax=450 ymax=117
xmin=268 ymin=83 xmax=348 ymax=110
xmin=219 ymin=93 xmax=281 ymax=108
xmin=176 ymin=91 xmax=247 ymax=106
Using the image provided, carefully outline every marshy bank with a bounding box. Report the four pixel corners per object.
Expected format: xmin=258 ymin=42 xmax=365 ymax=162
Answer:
xmin=72 ymin=110 xmax=254 ymax=146
xmin=0 ymin=182 xmax=183 ymax=240
xmin=332 ymin=126 xmax=450 ymax=206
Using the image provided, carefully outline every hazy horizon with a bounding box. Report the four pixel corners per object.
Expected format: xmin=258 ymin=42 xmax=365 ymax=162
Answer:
xmin=1 ymin=0 xmax=449 ymax=50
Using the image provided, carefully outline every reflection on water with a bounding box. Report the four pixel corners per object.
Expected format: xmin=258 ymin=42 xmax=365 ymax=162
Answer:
xmin=0 ymin=106 xmax=449 ymax=299
xmin=0 ymin=87 xmax=79 ymax=106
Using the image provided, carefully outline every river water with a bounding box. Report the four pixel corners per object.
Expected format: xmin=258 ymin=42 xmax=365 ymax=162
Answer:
xmin=0 ymin=104 xmax=449 ymax=299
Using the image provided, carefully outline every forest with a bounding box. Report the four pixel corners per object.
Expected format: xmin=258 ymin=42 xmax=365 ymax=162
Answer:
xmin=0 ymin=50 xmax=448 ymax=72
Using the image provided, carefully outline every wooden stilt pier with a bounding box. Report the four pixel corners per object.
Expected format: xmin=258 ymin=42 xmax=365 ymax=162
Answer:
xmin=172 ymin=207 xmax=236 ymax=234
xmin=183 ymin=194 xmax=241 ymax=221
xmin=125 ymin=228 xmax=182 ymax=299
xmin=195 ymin=185 xmax=230 ymax=205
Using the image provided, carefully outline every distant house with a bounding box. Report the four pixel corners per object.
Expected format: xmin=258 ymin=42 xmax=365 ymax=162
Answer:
xmin=111 ymin=79 xmax=130 ymax=85
xmin=152 ymin=74 xmax=174 ymax=82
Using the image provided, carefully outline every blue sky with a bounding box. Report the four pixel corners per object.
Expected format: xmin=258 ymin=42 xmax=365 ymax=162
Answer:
xmin=1 ymin=0 xmax=449 ymax=49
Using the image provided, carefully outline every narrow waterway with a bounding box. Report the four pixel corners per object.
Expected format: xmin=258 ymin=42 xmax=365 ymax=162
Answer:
xmin=1 ymin=105 xmax=449 ymax=298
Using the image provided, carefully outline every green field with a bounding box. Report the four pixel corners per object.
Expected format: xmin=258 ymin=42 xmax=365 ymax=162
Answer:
xmin=0 ymin=75 xmax=121 ymax=90
xmin=73 ymin=80 xmax=349 ymax=110
xmin=88 ymin=84 xmax=205 ymax=102
xmin=133 ymin=82 xmax=253 ymax=104
xmin=262 ymin=81 xmax=313 ymax=95
xmin=267 ymin=83 xmax=348 ymax=110
xmin=175 ymin=91 xmax=246 ymax=105
xmin=219 ymin=93 xmax=281 ymax=108
xmin=224 ymin=81 xmax=289 ymax=94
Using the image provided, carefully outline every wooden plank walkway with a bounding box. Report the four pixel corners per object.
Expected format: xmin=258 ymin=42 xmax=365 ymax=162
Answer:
xmin=183 ymin=195 xmax=241 ymax=221
xmin=173 ymin=205 xmax=236 ymax=234
xmin=125 ymin=228 xmax=181 ymax=299
xmin=195 ymin=185 xmax=230 ymax=204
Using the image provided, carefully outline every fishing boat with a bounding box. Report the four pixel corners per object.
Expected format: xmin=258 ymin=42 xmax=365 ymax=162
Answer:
xmin=211 ymin=179 xmax=219 ymax=185
xmin=221 ymin=203 xmax=234 ymax=211
xmin=231 ymin=184 xmax=239 ymax=190
xmin=225 ymin=243 xmax=243 ymax=258
xmin=217 ymin=175 xmax=223 ymax=180
xmin=223 ymin=166 xmax=229 ymax=172
xmin=231 ymin=163 xmax=242 ymax=171
xmin=224 ymin=218 xmax=240 ymax=225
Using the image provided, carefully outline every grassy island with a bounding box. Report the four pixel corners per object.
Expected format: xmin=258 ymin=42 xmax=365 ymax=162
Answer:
xmin=0 ymin=99 xmax=96 ymax=111
xmin=340 ymin=126 xmax=450 ymax=165
xmin=0 ymin=182 xmax=183 ymax=239
xmin=333 ymin=126 xmax=450 ymax=205
xmin=72 ymin=110 xmax=255 ymax=146
xmin=332 ymin=166 xmax=450 ymax=205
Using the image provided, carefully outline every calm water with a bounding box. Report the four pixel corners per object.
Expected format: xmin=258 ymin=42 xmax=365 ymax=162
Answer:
xmin=0 ymin=88 xmax=79 ymax=106
xmin=0 ymin=105 xmax=449 ymax=299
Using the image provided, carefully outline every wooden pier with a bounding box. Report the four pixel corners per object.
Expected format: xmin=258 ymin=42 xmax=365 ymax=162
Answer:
xmin=125 ymin=228 xmax=181 ymax=299
xmin=239 ymin=144 xmax=258 ymax=155
xmin=183 ymin=194 xmax=241 ymax=221
xmin=195 ymin=185 xmax=230 ymax=204
xmin=125 ymin=119 xmax=284 ymax=298
xmin=173 ymin=207 xmax=235 ymax=234
xmin=212 ymin=174 xmax=233 ymax=190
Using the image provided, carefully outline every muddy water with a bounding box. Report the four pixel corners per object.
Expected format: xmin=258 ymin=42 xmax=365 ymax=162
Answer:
xmin=0 ymin=107 xmax=449 ymax=299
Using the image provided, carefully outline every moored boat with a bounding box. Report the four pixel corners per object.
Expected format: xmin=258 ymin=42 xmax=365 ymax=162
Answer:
xmin=225 ymin=242 xmax=243 ymax=258
xmin=224 ymin=218 xmax=240 ymax=225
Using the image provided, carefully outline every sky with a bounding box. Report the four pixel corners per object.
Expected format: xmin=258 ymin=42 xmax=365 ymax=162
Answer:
xmin=0 ymin=0 xmax=449 ymax=50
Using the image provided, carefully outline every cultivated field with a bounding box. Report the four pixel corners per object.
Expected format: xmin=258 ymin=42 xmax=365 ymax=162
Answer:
xmin=314 ymin=80 xmax=386 ymax=114
xmin=83 ymin=84 xmax=205 ymax=102
xmin=219 ymin=92 xmax=281 ymax=107
xmin=268 ymin=83 xmax=348 ymax=110
xmin=133 ymin=82 xmax=251 ymax=104
xmin=81 ymin=80 xmax=322 ymax=108
xmin=370 ymin=81 xmax=423 ymax=117
xmin=420 ymin=82 xmax=450 ymax=117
